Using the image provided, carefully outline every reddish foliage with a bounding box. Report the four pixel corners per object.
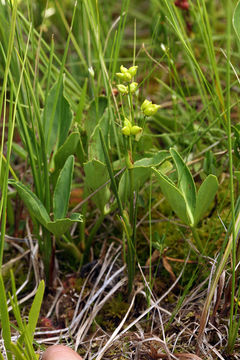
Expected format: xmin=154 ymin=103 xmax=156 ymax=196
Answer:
xmin=174 ymin=0 xmax=189 ymax=11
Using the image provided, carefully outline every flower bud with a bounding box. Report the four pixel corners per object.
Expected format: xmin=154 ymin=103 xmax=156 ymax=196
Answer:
xmin=128 ymin=66 xmax=138 ymax=77
xmin=117 ymin=84 xmax=128 ymax=94
xmin=123 ymin=117 xmax=132 ymax=128
xmin=88 ymin=66 xmax=95 ymax=77
xmin=161 ymin=43 xmax=166 ymax=52
xmin=130 ymin=125 xmax=142 ymax=135
xmin=141 ymin=99 xmax=152 ymax=112
xmin=129 ymin=82 xmax=138 ymax=93
xmin=120 ymin=65 xmax=129 ymax=73
xmin=143 ymin=104 xmax=161 ymax=116
xmin=122 ymin=126 xmax=131 ymax=136
xmin=116 ymin=71 xmax=131 ymax=82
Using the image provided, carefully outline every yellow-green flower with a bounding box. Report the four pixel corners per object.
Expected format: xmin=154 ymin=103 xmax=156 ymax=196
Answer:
xmin=116 ymin=72 xmax=132 ymax=82
xmin=117 ymin=84 xmax=128 ymax=95
xmin=141 ymin=99 xmax=161 ymax=116
xmin=128 ymin=66 xmax=138 ymax=77
xmin=116 ymin=65 xmax=138 ymax=82
xmin=123 ymin=118 xmax=132 ymax=128
xmin=121 ymin=117 xmax=142 ymax=137
xmin=141 ymin=99 xmax=152 ymax=112
xmin=131 ymin=125 xmax=142 ymax=135
xmin=129 ymin=82 xmax=138 ymax=93
xmin=122 ymin=126 xmax=131 ymax=136
xmin=120 ymin=65 xmax=128 ymax=73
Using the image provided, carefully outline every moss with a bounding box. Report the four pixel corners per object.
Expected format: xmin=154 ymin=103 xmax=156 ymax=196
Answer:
xmin=95 ymin=293 xmax=129 ymax=332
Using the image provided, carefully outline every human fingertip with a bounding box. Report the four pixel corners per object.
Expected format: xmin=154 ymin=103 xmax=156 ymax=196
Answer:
xmin=42 ymin=345 xmax=83 ymax=360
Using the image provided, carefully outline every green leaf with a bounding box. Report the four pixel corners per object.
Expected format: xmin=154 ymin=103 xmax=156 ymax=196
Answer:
xmin=134 ymin=151 xmax=169 ymax=167
xmin=0 ymin=274 xmax=13 ymax=360
xmin=88 ymin=113 xmax=109 ymax=162
xmin=85 ymin=96 xmax=108 ymax=139
xmin=152 ymin=167 xmax=190 ymax=225
xmin=43 ymin=79 xmax=73 ymax=154
xmin=99 ymin=129 xmax=123 ymax=216
xmin=75 ymin=78 xmax=88 ymax=125
xmin=119 ymin=152 xmax=171 ymax=205
xmin=233 ymin=0 xmax=240 ymax=43
xmin=10 ymin=343 xmax=25 ymax=360
xmin=8 ymin=180 xmax=50 ymax=227
xmin=46 ymin=213 xmax=83 ymax=237
xmin=54 ymin=132 xmax=80 ymax=171
xmin=53 ymin=155 xmax=74 ymax=220
xmin=12 ymin=142 xmax=28 ymax=160
xmin=56 ymin=239 xmax=82 ymax=261
xmin=10 ymin=271 xmax=24 ymax=333
xmin=194 ymin=175 xmax=218 ymax=226
xmin=84 ymin=159 xmax=110 ymax=214
xmin=27 ymin=280 xmax=45 ymax=343
xmin=170 ymin=148 xmax=196 ymax=225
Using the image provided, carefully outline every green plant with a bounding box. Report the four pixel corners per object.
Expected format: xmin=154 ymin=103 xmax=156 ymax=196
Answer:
xmin=152 ymin=148 xmax=218 ymax=252
xmin=198 ymin=1 xmax=240 ymax=352
xmin=0 ymin=271 xmax=44 ymax=360
xmin=0 ymin=1 xmax=86 ymax=285
xmin=97 ymin=64 xmax=172 ymax=293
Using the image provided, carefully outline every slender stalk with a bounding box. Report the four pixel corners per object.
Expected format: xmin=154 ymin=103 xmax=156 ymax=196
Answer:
xmin=191 ymin=226 xmax=203 ymax=253
xmin=127 ymin=83 xmax=135 ymax=123
xmin=148 ymin=174 xmax=153 ymax=308
xmin=226 ymin=0 xmax=236 ymax=352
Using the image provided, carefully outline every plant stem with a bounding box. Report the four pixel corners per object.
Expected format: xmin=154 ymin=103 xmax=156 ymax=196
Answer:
xmin=226 ymin=0 xmax=236 ymax=352
xmin=191 ymin=226 xmax=203 ymax=253
xmin=128 ymin=83 xmax=134 ymax=123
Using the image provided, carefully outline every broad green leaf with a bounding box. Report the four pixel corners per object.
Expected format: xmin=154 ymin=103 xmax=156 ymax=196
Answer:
xmin=170 ymin=148 xmax=196 ymax=225
xmin=152 ymin=167 xmax=190 ymax=225
xmin=0 ymin=274 xmax=13 ymax=360
xmin=54 ymin=132 xmax=80 ymax=170
xmin=27 ymin=280 xmax=45 ymax=343
xmin=158 ymin=160 xmax=173 ymax=175
xmin=134 ymin=151 xmax=169 ymax=167
xmin=53 ymin=155 xmax=74 ymax=220
xmin=8 ymin=180 xmax=50 ymax=227
xmin=194 ymin=175 xmax=218 ymax=226
xmin=75 ymin=78 xmax=88 ymax=125
xmin=233 ymin=0 xmax=240 ymax=43
xmin=88 ymin=114 xmax=109 ymax=162
xmin=43 ymin=79 xmax=73 ymax=154
xmin=12 ymin=142 xmax=27 ymax=160
xmin=84 ymin=159 xmax=110 ymax=214
xmin=46 ymin=213 xmax=83 ymax=237
xmin=99 ymin=129 xmax=123 ymax=215
xmin=85 ymin=96 xmax=108 ymax=139
xmin=119 ymin=152 xmax=171 ymax=204
xmin=76 ymin=135 xmax=86 ymax=166
xmin=57 ymin=240 xmax=82 ymax=260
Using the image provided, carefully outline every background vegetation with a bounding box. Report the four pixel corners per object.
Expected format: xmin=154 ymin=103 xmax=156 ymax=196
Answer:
xmin=1 ymin=0 xmax=240 ymax=359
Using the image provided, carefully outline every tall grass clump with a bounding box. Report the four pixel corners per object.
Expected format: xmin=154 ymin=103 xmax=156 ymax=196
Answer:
xmin=0 ymin=2 xmax=45 ymax=359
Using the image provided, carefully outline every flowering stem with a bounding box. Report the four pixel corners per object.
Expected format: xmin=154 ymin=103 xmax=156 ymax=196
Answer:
xmin=127 ymin=83 xmax=135 ymax=123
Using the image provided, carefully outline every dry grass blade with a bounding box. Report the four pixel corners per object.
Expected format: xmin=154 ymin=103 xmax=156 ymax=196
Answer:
xmin=156 ymin=354 xmax=203 ymax=360
xmin=198 ymin=211 xmax=240 ymax=348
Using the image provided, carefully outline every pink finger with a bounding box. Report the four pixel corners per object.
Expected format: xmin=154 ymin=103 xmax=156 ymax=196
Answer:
xmin=42 ymin=345 xmax=83 ymax=360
